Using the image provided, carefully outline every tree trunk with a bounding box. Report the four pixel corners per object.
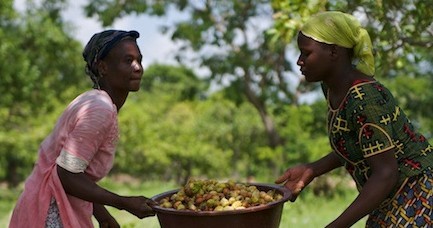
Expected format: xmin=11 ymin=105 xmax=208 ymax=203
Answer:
xmin=243 ymin=72 xmax=283 ymax=149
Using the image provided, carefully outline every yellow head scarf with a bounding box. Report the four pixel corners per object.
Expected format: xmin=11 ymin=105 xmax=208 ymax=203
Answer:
xmin=301 ymin=11 xmax=375 ymax=76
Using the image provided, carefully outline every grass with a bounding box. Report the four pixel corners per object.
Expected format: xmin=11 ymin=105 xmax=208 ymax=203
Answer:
xmin=281 ymin=190 xmax=366 ymax=227
xmin=1 ymin=175 xmax=366 ymax=227
xmin=0 ymin=182 xmax=21 ymax=228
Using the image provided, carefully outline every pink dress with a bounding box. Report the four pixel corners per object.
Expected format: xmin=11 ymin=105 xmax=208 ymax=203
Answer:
xmin=9 ymin=89 xmax=119 ymax=228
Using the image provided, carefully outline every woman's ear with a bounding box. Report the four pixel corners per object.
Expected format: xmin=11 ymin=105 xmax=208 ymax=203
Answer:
xmin=330 ymin=44 xmax=339 ymax=58
xmin=97 ymin=61 xmax=107 ymax=76
xmin=329 ymin=45 xmax=351 ymax=62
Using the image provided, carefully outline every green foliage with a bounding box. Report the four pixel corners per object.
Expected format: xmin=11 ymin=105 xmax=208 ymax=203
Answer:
xmin=83 ymin=0 xmax=160 ymax=26
xmin=3 ymin=0 xmax=433 ymax=192
xmin=382 ymin=77 xmax=433 ymax=137
xmin=142 ymin=64 xmax=207 ymax=100
xmin=0 ymin=0 xmax=84 ymax=119
xmin=275 ymin=104 xmax=330 ymax=171
xmin=116 ymin=85 xmax=268 ymax=184
xmin=271 ymin=0 xmax=433 ymax=78
xmin=0 ymin=0 xmax=18 ymax=23
xmin=0 ymin=0 xmax=87 ymax=185
xmin=83 ymin=0 xmax=298 ymax=150
xmin=270 ymin=0 xmax=327 ymax=43
xmin=115 ymin=67 xmax=236 ymax=184
xmin=195 ymin=94 xmax=266 ymax=179
xmin=269 ymin=0 xmax=433 ymax=149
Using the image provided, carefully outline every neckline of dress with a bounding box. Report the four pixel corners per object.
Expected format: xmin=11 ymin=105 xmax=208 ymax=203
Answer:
xmin=93 ymin=89 xmax=118 ymax=113
xmin=327 ymin=80 xmax=376 ymax=112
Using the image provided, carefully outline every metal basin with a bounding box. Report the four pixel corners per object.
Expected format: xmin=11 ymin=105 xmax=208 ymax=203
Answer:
xmin=151 ymin=183 xmax=291 ymax=228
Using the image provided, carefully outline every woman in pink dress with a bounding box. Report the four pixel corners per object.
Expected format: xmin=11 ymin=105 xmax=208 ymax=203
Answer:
xmin=9 ymin=30 xmax=155 ymax=228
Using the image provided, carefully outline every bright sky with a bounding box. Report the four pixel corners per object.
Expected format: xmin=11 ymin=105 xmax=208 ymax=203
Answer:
xmin=68 ymin=0 xmax=183 ymax=68
xmin=15 ymin=0 xmax=182 ymax=68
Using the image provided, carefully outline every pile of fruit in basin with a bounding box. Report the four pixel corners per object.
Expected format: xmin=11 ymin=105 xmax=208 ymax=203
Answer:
xmin=157 ymin=179 xmax=284 ymax=212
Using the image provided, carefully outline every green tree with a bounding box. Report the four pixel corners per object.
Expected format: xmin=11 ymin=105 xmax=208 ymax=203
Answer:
xmin=6 ymin=0 xmax=429 ymax=187
xmin=141 ymin=64 xmax=208 ymax=101
xmin=0 ymin=0 xmax=85 ymax=185
xmin=83 ymin=0 xmax=433 ymax=150
xmin=84 ymin=0 xmax=298 ymax=150
xmin=116 ymin=64 xmax=254 ymax=184
xmin=81 ymin=0 xmax=433 ymax=180
xmin=271 ymin=0 xmax=433 ymax=136
xmin=271 ymin=0 xmax=433 ymax=78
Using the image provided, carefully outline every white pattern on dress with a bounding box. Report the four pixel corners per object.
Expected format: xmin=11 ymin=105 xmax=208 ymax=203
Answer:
xmin=55 ymin=149 xmax=88 ymax=173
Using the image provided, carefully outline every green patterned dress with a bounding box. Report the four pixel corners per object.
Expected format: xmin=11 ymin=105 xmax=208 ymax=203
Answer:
xmin=324 ymin=80 xmax=433 ymax=227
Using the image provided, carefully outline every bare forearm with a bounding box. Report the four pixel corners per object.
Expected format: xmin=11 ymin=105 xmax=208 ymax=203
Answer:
xmin=308 ymin=151 xmax=342 ymax=177
xmin=329 ymin=172 xmax=397 ymax=227
xmin=93 ymin=203 xmax=120 ymax=227
xmin=328 ymin=151 xmax=398 ymax=227
xmin=57 ymin=165 xmax=125 ymax=209
xmin=93 ymin=203 xmax=110 ymax=221
xmin=58 ymin=165 xmax=156 ymax=219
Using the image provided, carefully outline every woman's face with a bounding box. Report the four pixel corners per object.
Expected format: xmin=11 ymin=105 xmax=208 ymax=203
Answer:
xmin=99 ymin=39 xmax=143 ymax=93
xmin=296 ymin=32 xmax=333 ymax=82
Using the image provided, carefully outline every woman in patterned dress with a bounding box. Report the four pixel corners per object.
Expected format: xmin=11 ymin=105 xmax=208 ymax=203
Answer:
xmin=10 ymin=30 xmax=155 ymax=228
xmin=275 ymin=11 xmax=433 ymax=227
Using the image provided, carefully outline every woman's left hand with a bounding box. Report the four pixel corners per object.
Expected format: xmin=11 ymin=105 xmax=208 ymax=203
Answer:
xmin=121 ymin=196 xmax=156 ymax=219
xmin=94 ymin=203 xmax=120 ymax=228
xmin=99 ymin=217 xmax=120 ymax=228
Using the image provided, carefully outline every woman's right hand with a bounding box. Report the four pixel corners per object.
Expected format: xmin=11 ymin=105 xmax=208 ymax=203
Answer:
xmin=275 ymin=164 xmax=315 ymax=202
xmin=121 ymin=196 xmax=157 ymax=219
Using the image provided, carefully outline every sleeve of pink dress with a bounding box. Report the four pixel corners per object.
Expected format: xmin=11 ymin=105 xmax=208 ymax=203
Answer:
xmin=57 ymin=100 xmax=117 ymax=174
xmin=9 ymin=90 xmax=118 ymax=228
